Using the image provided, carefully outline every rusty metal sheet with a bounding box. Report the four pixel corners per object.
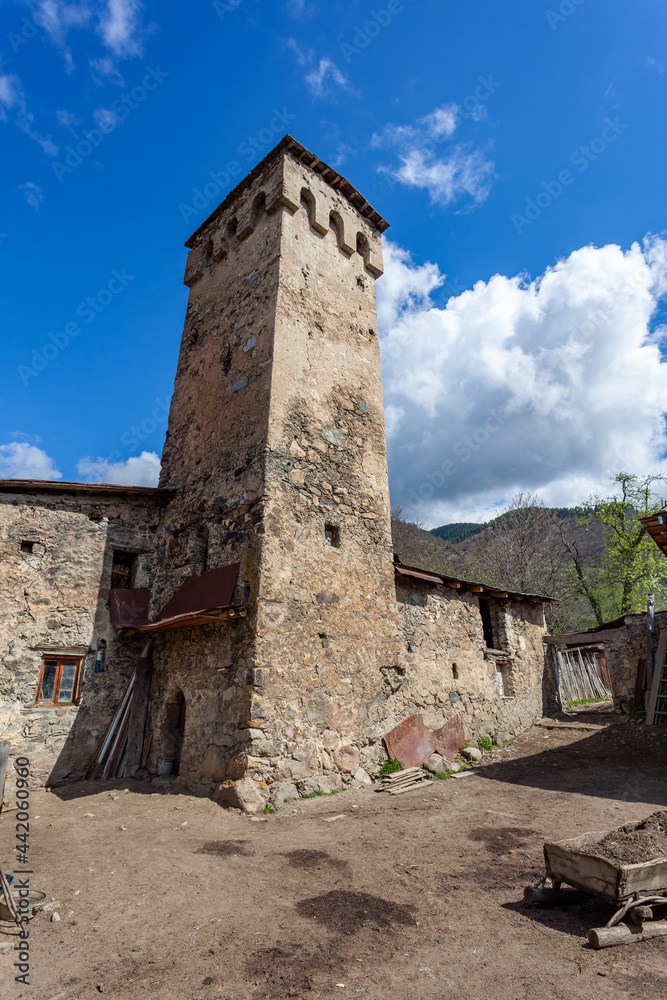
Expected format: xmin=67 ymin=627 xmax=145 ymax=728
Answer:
xmin=384 ymin=714 xmax=438 ymax=768
xmin=110 ymin=589 xmax=150 ymax=628
xmin=433 ymin=714 xmax=465 ymax=760
xmin=156 ymin=565 xmax=239 ymax=622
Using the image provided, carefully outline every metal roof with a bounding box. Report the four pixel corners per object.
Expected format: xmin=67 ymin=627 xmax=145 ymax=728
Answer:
xmin=0 ymin=479 xmax=174 ymax=501
xmin=394 ymin=560 xmax=554 ymax=603
xmin=640 ymin=510 xmax=667 ymax=557
xmin=185 ymin=134 xmax=390 ymax=248
xmin=111 ymin=565 xmax=243 ymax=634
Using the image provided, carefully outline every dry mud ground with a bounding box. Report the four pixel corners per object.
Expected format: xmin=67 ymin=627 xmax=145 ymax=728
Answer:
xmin=2 ymin=704 xmax=667 ymax=1000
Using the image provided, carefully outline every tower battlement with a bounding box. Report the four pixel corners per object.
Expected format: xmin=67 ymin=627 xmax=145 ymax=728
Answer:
xmin=183 ymin=136 xmax=386 ymax=289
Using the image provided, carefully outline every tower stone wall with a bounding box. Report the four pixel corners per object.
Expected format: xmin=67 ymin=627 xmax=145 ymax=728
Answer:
xmin=151 ymin=141 xmax=400 ymax=794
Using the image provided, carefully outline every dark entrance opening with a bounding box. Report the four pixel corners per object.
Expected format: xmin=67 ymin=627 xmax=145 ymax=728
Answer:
xmin=165 ymin=690 xmax=186 ymax=776
xmin=479 ymin=598 xmax=495 ymax=649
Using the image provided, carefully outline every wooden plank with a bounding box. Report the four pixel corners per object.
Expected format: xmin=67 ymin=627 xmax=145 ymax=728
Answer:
xmin=544 ymin=628 xmax=624 ymax=646
xmin=544 ymin=837 xmax=621 ymax=900
xmin=123 ymin=646 xmax=153 ymax=776
xmin=647 ymin=593 xmax=656 ymax=691
xmin=646 ymin=629 xmax=667 ymax=725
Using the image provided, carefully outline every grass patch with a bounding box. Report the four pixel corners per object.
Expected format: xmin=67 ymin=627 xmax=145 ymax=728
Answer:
xmin=568 ymin=696 xmax=609 ymax=707
xmin=304 ymin=789 xmax=340 ymax=799
xmin=477 ymin=736 xmax=494 ymax=752
xmin=379 ymin=758 xmax=404 ymax=777
xmin=263 ymin=802 xmax=275 ymax=814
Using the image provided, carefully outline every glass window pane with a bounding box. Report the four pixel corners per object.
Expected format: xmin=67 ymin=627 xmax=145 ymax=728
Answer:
xmin=57 ymin=662 xmax=77 ymax=702
xmin=39 ymin=661 xmax=58 ymax=702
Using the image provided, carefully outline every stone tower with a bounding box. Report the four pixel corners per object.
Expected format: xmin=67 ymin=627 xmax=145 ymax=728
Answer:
xmin=153 ymin=137 xmax=400 ymax=796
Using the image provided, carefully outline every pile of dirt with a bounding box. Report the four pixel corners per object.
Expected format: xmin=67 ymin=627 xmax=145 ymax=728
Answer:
xmin=591 ymin=810 xmax=667 ymax=864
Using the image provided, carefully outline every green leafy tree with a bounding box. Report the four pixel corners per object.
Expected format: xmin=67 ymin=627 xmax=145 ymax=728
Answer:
xmin=563 ymin=473 xmax=667 ymax=625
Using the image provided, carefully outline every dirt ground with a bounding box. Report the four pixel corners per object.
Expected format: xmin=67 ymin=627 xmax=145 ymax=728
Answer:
xmin=3 ymin=702 xmax=667 ymax=1000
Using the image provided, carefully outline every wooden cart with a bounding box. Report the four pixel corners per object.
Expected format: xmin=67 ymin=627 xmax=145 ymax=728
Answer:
xmin=524 ymin=831 xmax=667 ymax=948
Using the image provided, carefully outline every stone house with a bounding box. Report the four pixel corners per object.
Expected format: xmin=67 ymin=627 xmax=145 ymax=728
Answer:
xmin=0 ymin=137 xmax=550 ymax=808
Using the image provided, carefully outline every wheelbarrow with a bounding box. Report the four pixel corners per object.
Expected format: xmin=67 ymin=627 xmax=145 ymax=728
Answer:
xmin=524 ymin=830 xmax=667 ymax=948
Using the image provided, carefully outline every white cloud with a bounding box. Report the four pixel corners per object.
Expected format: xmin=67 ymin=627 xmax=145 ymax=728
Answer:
xmin=0 ymin=442 xmax=62 ymax=480
xmin=373 ymin=103 xmax=495 ymax=209
xmin=56 ymin=109 xmax=80 ymax=133
xmin=32 ymin=0 xmax=92 ymax=72
xmin=93 ymin=106 xmax=120 ymax=130
xmin=378 ymin=237 xmax=667 ymax=526
xmin=305 ymin=57 xmax=352 ymax=98
xmin=0 ymin=62 xmax=57 ymax=155
xmin=89 ymin=56 xmax=125 ymax=86
xmin=391 ymin=146 xmax=495 ymax=208
xmin=419 ymin=103 xmax=460 ymax=139
xmin=287 ymin=0 xmax=316 ymax=18
xmin=19 ymin=181 xmax=45 ymax=209
xmin=97 ymin=0 xmax=144 ymax=58
xmin=76 ymin=451 xmax=161 ymax=487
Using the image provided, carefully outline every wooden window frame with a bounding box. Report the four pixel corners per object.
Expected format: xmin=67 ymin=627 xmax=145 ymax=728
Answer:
xmin=34 ymin=655 xmax=83 ymax=706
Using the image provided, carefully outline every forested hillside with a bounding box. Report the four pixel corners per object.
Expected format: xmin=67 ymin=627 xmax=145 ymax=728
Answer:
xmin=392 ymin=478 xmax=667 ymax=634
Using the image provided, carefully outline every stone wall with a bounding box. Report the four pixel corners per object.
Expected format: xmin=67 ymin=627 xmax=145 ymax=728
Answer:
xmin=588 ymin=611 xmax=667 ymax=709
xmin=394 ymin=577 xmax=548 ymax=746
xmin=0 ymin=486 xmax=166 ymax=792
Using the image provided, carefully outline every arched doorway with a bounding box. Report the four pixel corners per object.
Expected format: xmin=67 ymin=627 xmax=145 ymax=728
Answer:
xmin=164 ymin=690 xmax=186 ymax=776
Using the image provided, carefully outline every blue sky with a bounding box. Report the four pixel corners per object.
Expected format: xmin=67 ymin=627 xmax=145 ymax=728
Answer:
xmin=1 ymin=0 xmax=667 ymax=525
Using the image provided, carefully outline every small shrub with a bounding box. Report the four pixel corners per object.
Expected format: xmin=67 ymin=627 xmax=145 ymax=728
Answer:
xmin=263 ymin=802 xmax=275 ymax=814
xmin=379 ymin=759 xmax=404 ymax=777
xmin=477 ymin=736 xmax=494 ymax=753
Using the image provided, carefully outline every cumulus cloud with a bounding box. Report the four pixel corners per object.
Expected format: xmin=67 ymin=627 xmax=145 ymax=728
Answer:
xmin=372 ymin=102 xmax=495 ymax=209
xmin=378 ymin=237 xmax=667 ymax=525
xmin=0 ymin=442 xmax=62 ymax=480
xmin=76 ymin=450 xmax=161 ymax=487
xmin=19 ymin=181 xmax=45 ymax=208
